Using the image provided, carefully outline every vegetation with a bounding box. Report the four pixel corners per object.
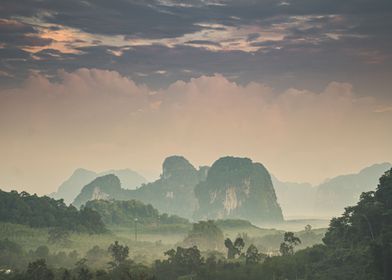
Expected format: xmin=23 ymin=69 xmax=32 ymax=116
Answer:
xmin=2 ymin=168 xmax=391 ymax=279
xmin=0 ymin=190 xmax=105 ymax=233
xmin=279 ymin=232 xmax=301 ymax=256
xmin=85 ymin=199 xmax=189 ymax=227
xmin=182 ymin=220 xmax=224 ymax=251
xmin=72 ymin=156 xmax=204 ymax=219
xmin=224 ymin=237 xmax=245 ymax=259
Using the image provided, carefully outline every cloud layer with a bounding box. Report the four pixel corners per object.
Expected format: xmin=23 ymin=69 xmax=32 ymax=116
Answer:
xmin=1 ymin=68 xmax=391 ymax=193
xmin=0 ymin=0 xmax=392 ymax=98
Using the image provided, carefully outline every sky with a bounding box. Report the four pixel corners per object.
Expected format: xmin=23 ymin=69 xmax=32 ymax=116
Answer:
xmin=0 ymin=0 xmax=391 ymax=194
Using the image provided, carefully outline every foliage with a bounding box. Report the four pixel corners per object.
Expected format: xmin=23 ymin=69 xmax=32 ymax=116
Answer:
xmin=0 ymin=189 xmax=106 ymax=233
xmin=85 ymin=199 xmax=189 ymax=227
xmin=155 ymin=246 xmax=202 ymax=279
xmin=183 ymin=220 xmax=224 ymax=251
xmin=224 ymin=237 xmax=245 ymax=259
xmin=279 ymin=232 xmax=301 ymax=256
xmin=245 ymin=244 xmax=264 ymax=264
xmin=25 ymin=259 xmax=54 ymax=280
xmin=3 ymin=169 xmax=392 ymax=280
xmin=108 ymin=241 xmax=129 ymax=267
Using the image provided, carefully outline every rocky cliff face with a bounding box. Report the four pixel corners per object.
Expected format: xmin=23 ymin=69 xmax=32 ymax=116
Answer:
xmin=71 ymin=156 xmax=204 ymax=218
xmin=130 ymin=156 xmax=202 ymax=219
xmin=193 ymin=157 xmax=283 ymax=224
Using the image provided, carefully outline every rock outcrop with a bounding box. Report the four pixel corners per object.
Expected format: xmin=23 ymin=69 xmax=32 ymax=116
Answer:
xmin=72 ymin=174 xmax=124 ymax=208
xmin=193 ymin=157 xmax=284 ymax=224
xmin=71 ymin=156 xmax=205 ymax=219
xmin=129 ymin=156 xmax=202 ymax=219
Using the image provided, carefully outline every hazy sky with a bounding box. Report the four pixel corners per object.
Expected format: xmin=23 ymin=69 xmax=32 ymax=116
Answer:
xmin=0 ymin=0 xmax=391 ymax=194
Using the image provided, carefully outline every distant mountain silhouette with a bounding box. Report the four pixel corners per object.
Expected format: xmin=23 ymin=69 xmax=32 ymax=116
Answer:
xmin=272 ymin=176 xmax=316 ymax=218
xmin=71 ymin=156 xmax=284 ymax=224
xmin=50 ymin=168 xmax=147 ymax=204
xmin=72 ymin=156 xmax=204 ymax=218
xmin=314 ymin=162 xmax=392 ymax=217
xmin=273 ymin=162 xmax=392 ymax=218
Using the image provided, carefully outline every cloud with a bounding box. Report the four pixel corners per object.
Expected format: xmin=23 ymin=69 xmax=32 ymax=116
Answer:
xmin=1 ymin=0 xmax=391 ymax=99
xmin=0 ymin=68 xmax=391 ymax=193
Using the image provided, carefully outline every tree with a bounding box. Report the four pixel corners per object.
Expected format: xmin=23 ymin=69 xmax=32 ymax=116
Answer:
xmin=25 ymin=259 xmax=54 ymax=280
xmin=61 ymin=269 xmax=71 ymax=280
xmin=224 ymin=237 xmax=245 ymax=259
xmin=234 ymin=237 xmax=245 ymax=255
xmin=183 ymin=220 xmax=224 ymax=251
xmin=163 ymin=246 xmax=202 ymax=275
xmin=108 ymin=241 xmax=129 ymax=267
xmin=245 ymin=244 xmax=264 ymax=264
xmin=224 ymin=238 xmax=235 ymax=259
xmin=77 ymin=267 xmax=93 ymax=280
xmin=279 ymin=232 xmax=301 ymax=256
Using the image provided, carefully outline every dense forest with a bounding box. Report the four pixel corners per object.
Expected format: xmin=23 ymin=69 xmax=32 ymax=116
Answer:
xmin=0 ymin=168 xmax=391 ymax=280
xmin=84 ymin=200 xmax=189 ymax=227
xmin=0 ymin=190 xmax=105 ymax=233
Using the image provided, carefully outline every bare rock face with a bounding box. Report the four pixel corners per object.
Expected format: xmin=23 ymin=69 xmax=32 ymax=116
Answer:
xmin=131 ymin=156 xmax=201 ymax=218
xmin=193 ymin=157 xmax=284 ymax=225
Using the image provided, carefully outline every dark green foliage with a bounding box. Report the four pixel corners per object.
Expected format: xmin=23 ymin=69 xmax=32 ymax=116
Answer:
xmin=320 ymin=168 xmax=392 ymax=279
xmin=2 ymin=169 xmax=392 ymax=280
xmin=245 ymin=244 xmax=264 ymax=264
xmin=279 ymin=232 xmax=301 ymax=256
xmin=155 ymin=246 xmax=202 ymax=279
xmin=84 ymin=199 xmax=189 ymax=227
xmin=183 ymin=221 xmax=224 ymax=251
xmin=0 ymin=239 xmax=23 ymax=269
xmin=108 ymin=241 xmax=129 ymax=267
xmin=0 ymin=189 xmax=105 ymax=233
xmin=77 ymin=267 xmax=93 ymax=280
xmin=26 ymin=259 xmax=54 ymax=280
xmin=224 ymin=237 xmax=245 ymax=259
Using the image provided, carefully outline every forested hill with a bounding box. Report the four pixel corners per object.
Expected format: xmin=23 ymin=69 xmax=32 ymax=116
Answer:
xmin=0 ymin=189 xmax=106 ymax=233
xmin=84 ymin=199 xmax=189 ymax=226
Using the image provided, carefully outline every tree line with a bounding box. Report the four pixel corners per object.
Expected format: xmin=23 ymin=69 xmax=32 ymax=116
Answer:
xmin=0 ymin=190 xmax=105 ymax=233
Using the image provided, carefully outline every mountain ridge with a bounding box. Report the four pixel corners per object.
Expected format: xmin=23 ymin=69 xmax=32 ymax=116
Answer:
xmin=50 ymin=168 xmax=147 ymax=204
